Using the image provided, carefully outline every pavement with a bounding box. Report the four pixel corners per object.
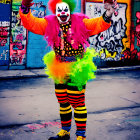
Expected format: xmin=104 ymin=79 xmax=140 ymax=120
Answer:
xmin=0 ymin=65 xmax=140 ymax=80
xmin=0 ymin=66 xmax=140 ymax=140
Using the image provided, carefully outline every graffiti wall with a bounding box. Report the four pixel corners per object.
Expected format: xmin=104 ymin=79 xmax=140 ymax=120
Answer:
xmin=0 ymin=2 xmax=11 ymax=66
xmin=10 ymin=5 xmax=27 ymax=66
xmin=0 ymin=0 xmax=140 ymax=69
xmin=0 ymin=0 xmax=10 ymax=4
xmin=85 ymin=0 xmax=140 ymax=67
xmin=31 ymin=2 xmax=47 ymax=18
xmin=131 ymin=0 xmax=140 ymax=61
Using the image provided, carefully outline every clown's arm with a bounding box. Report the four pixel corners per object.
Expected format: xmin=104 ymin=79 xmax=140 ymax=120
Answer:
xmin=83 ymin=3 xmax=116 ymax=36
xmin=19 ymin=0 xmax=48 ymax=35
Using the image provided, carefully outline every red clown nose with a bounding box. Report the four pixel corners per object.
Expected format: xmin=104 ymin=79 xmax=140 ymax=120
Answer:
xmin=61 ymin=12 xmax=65 ymax=14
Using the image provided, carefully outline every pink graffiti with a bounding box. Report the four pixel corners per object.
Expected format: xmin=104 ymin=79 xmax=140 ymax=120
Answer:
xmin=135 ymin=12 xmax=140 ymax=47
xmin=26 ymin=122 xmax=61 ymax=131
xmin=137 ymin=52 xmax=140 ymax=60
xmin=16 ymin=34 xmax=24 ymax=41
xmin=136 ymin=12 xmax=140 ymax=24
xmin=12 ymin=42 xmax=24 ymax=50
xmin=0 ymin=27 xmax=8 ymax=36
xmin=0 ymin=37 xmax=8 ymax=46
xmin=0 ymin=27 xmax=8 ymax=46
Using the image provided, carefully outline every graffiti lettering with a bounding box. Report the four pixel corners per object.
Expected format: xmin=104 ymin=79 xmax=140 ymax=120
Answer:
xmin=0 ymin=27 xmax=9 ymax=37
xmin=10 ymin=8 xmax=27 ymax=66
xmin=0 ymin=0 xmax=11 ymax=4
xmin=0 ymin=37 xmax=7 ymax=46
xmin=87 ymin=3 xmax=127 ymax=61
xmin=0 ymin=49 xmax=8 ymax=60
xmin=31 ymin=3 xmax=46 ymax=18
xmin=0 ymin=21 xmax=10 ymax=26
xmin=0 ymin=27 xmax=9 ymax=47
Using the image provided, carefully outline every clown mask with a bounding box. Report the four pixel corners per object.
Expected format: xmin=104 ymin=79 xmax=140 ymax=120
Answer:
xmin=56 ymin=2 xmax=70 ymax=23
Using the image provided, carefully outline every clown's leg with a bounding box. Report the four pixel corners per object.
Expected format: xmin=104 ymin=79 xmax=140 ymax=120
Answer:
xmin=67 ymin=84 xmax=87 ymax=138
xmin=48 ymin=84 xmax=72 ymax=140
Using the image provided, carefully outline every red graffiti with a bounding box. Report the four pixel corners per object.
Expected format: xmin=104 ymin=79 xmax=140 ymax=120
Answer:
xmin=122 ymin=49 xmax=138 ymax=60
xmin=135 ymin=12 xmax=140 ymax=47
xmin=122 ymin=50 xmax=130 ymax=60
xmin=10 ymin=52 xmax=25 ymax=64
xmin=136 ymin=12 xmax=140 ymax=24
xmin=0 ymin=27 xmax=9 ymax=46
xmin=131 ymin=49 xmax=138 ymax=60
xmin=16 ymin=34 xmax=24 ymax=41
xmin=12 ymin=42 xmax=24 ymax=50
xmin=0 ymin=27 xmax=9 ymax=37
xmin=137 ymin=52 xmax=140 ymax=60
xmin=0 ymin=37 xmax=8 ymax=46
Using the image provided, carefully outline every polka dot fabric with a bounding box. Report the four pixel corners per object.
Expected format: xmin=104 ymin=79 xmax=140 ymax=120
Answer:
xmin=53 ymin=21 xmax=85 ymax=58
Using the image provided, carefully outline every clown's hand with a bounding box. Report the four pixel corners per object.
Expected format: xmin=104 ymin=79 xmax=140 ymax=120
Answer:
xmin=22 ymin=0 xmax=34 ymax=7
xmin=21 ymin=0 xmax=34 ymax=14
xmin=104 ymin=0 xmax=118 ymax=17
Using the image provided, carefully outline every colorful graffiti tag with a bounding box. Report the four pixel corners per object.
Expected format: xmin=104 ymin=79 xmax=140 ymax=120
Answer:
xmin=0 ymin=24 xmax=10 ymax=65
xmin=0 ymin=0 xmax=11 ymax=4
xmin=85 ymin=0 xmax=140 ymax=66
xmin=87 ymin=2 xmax=127 ymax=61
xmin=86 ymin=0 xmax=132 ymax=62
xmin=10 ymin=9 xmax=27 ymax=65
xmin=135 ymin=11 xmax=140 ymax=47
xmin=9 ymin=2 xmax=47 ymax=66
xmin=0 ymin=2 xmax=11 ymax=66
xmin=122 ymin=1 xmax=140 ymax=62
xmin=31 ymin=2 xmax=47 ymax=18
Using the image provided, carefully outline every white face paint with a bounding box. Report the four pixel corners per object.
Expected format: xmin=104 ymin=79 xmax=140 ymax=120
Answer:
xmin=56 ymin=2 xmax=70 ymax=23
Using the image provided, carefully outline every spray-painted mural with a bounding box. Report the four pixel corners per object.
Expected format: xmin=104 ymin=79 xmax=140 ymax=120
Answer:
xmin=0 ymin=2 xmax=11 ymax=66
xmin=131 ymin=1 xmax=140 ymax=61
xmin=85 ymin=0 xmax=140 ymax=66
xmin=9 ymin=2 xmax=47 ymax=66
xmin=0 ymin=0 xmax=140 ymax=69
xmin=31 ymin=2 xmax=46 ymax=18
xmin=0 ymin=0 xmax=11 ymax=4
xmin=0 ymin=23 xmax=10 ymax=66
xmin=135 ymin=12 xmax=140 ymax=47
xmin=10 ymin=7 xmax=27 ymax=66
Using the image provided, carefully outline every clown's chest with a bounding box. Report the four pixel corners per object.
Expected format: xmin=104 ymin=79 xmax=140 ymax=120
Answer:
xmin=53 ymin=22 xmax=84 ymax=58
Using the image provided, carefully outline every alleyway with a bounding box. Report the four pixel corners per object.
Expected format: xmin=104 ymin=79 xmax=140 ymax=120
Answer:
xmin=0 ymin=70 xmax=140 ymax=140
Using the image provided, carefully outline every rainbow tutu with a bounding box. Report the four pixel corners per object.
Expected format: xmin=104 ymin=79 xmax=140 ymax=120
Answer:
xmin=43 ymin=48 xmax=98 ymax=90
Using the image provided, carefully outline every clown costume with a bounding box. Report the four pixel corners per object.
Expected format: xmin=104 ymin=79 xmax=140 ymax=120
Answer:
xmin=19 ymin=0 xmax=117 ymax=139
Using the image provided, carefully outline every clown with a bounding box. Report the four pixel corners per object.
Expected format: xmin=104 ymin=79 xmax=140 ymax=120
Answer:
xmin=19 ymin=0 xmax=117 ymax=139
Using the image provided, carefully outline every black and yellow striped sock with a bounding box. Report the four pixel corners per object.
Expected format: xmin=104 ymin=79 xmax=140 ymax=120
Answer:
xmin=74 ymin=105 xmax=87 ymax=137
xmin=60 ymin=102 xmax=72 ymax=132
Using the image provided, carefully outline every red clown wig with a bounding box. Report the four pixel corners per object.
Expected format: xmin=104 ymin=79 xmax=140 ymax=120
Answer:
xmin=48 ymin=0 xmax=76 ymax=14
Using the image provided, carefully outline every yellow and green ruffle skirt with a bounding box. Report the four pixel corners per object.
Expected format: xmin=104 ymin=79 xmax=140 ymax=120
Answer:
xmin=43 ymin=48 xmax=98 ymax=90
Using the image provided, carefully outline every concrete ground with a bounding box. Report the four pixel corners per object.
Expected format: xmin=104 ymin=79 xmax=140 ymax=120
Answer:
xmin=0 ymin=68 xmax=140 ymax=140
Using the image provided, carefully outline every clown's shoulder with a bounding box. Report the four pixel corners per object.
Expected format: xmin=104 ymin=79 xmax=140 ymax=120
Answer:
xmin=19 ymin=8 xmax=111 ymax=37
xmin=19 ymin=8 xmax=48 ymax=35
